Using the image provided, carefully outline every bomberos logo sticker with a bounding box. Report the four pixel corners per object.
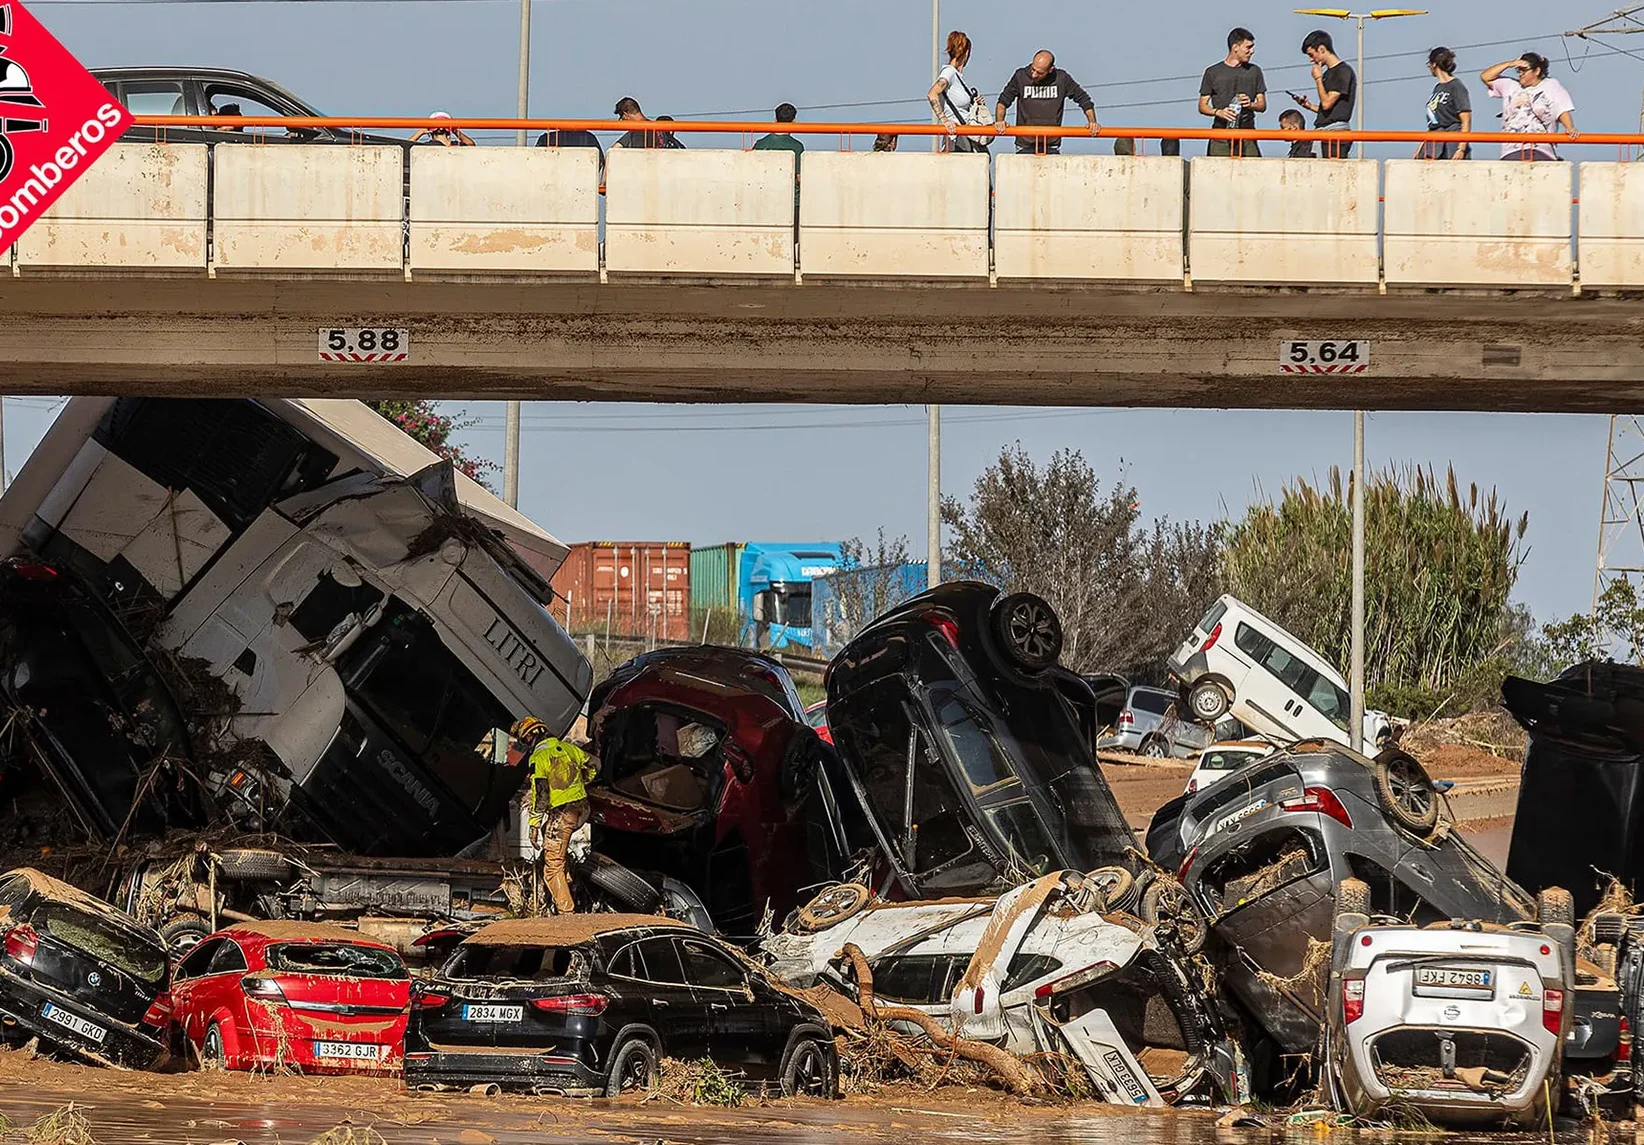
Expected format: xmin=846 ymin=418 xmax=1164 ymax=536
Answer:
xmin=0 ymin=0 xmax=130 ymax=247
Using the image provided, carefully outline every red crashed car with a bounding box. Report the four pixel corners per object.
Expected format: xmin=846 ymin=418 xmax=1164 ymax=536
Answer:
xmin=164 ymin=921 xmax=410 ymax=1074
xmin=804 ymin=701 xmax=832 ymax=745
xmin=586 ymin=647 xmax=838 ymax=936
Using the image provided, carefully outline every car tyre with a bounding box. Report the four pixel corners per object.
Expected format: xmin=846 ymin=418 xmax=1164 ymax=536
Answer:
xmin=780 ymin=1034 xmax=837 ymax=1098
xmin=582 ymin=856 xmax=665 ymax=915
xmin=794 ymin=883 xmax=871 ymax=932
xmin=1336 ymin=877 xmax=1371 ymax=918
xmin=160 ymin=915 xmax=212 ymax=959
xmin=1086 ymin=865 xmax=1137 ymax=912
xmin=202 ymin=1022 xmax=227 ymax=1070
xmin=1371 ymin=748 xmax=1439 ymax=835
xmin=778 ymin=727 xmax=822 ymax=804
xmin=1187 ymin=680 xmax=1231 ymax=723
xmin=1138 ymin=876 xmax=1207 ymax=954
xmin=1537 ymin=886 xmax=1576 ymax=929
xmin=215 ymin=848 xmax=291 ymax=881
xmin=1138 ymin=735 xmax=1169 ymax=760
xmin=989 ymin=592 xmax=1063 ymax=673
xmin=604 ymin=1035 xmax=659 ymax=1097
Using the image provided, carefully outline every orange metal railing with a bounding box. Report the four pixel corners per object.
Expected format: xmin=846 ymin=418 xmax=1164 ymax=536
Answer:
xmin=128 ymin=115 xmax=1634 ymax=149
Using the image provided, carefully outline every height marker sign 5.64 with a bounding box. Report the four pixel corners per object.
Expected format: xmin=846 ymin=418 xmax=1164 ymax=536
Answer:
xmin=0 ymin=0 xmax=131 ymax=250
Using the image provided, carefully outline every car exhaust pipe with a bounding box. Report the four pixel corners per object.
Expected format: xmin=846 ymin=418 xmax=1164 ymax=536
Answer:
xmin=468 ymin=1083 xmax=501 ymax=1096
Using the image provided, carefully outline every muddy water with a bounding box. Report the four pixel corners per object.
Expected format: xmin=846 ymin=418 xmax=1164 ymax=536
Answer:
xmin=0 ymin=1065 xmax=1614 ymax=1145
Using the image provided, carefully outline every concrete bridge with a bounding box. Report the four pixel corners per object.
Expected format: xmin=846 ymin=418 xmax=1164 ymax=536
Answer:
xmin=4 ymin=135 xmax=1643 ymax=410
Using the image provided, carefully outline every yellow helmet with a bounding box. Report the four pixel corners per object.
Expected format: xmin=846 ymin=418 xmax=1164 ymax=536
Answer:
xmin=510 ymin=716 xmax=548 ymax=742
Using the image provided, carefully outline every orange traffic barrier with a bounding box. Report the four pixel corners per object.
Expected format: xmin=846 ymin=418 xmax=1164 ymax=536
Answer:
xmin=126 ymin=115 xmax=1631 ymax=149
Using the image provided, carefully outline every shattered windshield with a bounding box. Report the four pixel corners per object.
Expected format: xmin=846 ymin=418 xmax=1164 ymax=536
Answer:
xmin=60 ymin=598 xmax=191 ymax=758
xmin=267 ymin=942 xmax=407 ymax=980
xmin=448 ymin=943 xmax=577 ymax=982
xmin=38 ymin=904 xmax=166 ymax=986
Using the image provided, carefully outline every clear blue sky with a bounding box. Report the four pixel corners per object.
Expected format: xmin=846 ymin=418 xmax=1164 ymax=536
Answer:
xmin=16 ymin=0 xmax=1644 ymax=625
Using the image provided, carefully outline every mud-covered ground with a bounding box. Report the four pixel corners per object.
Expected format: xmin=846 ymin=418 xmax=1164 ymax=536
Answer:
xmin=0 ymin=1050 xmax=1192 ymax=1144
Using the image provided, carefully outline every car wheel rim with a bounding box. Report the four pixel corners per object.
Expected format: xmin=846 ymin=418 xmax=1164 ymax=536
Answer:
xmin=1389 ymin=760 xmax=1432 ymax=817
xmin=794 ymin=1046 xmax=825 ymax=1094
xmin=1192 ymin=690 xmax=1223 ymax=718
xmin=620 ymin=1051 xmax=650 ymax=1091
xmin=204 ymin=1029 xmax=223 ymax=1063
xmin=1006 ymin=603 xmax=1055 ymax=661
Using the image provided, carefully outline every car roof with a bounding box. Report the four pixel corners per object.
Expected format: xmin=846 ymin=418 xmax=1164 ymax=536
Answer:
xmin=463 ymin=914 xmax=694 ymax=946
xmin=220 ymin=920 xmax=393 ymax=947
xmin=1202 ymin=740 xmax=1271 ymax=752
xmin=89 ymin=68 xmax=319 ymax=113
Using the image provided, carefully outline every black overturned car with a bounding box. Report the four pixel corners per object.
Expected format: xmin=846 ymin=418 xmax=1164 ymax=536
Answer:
xmin=824 ymin=582 xmax=1141 ymax=898
xmin=0 ymin=868 xmax=171 ymax=1068
xmin=404 ymin=915 xmax=837 ymax=1097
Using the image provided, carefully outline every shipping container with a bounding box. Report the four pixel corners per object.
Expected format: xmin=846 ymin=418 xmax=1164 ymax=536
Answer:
xmin=812 ymin=561 xmax=930 ymax=657
xmin=689 ymin=542 xmax=744 ymax=616
xmin=548 ymin=542 xmax=691 ymax=643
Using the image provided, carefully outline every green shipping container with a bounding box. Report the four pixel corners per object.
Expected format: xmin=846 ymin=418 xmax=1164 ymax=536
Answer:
xmin=690 ymin=542 xmax=744 ymax=614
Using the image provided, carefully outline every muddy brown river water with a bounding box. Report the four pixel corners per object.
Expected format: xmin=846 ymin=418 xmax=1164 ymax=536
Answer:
xmin=0 ymin=1052 xmax=1613 ymax=1145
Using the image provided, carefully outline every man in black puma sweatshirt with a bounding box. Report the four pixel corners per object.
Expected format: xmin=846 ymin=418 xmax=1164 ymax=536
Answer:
xmin=995 ymin=50 xmax=1101 ymax=154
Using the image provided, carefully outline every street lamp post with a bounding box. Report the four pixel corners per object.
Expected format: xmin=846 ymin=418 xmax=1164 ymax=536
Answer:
xmin=928 ymin=0 xmax=943 ymax=588
xmin=1293 ymin=8 xmax=1424 ymax=748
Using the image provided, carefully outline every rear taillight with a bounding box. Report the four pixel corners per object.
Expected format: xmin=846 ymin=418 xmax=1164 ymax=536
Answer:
xmin=240 ymin=976 xmax=287 ymax=1002
xmin=1543 ymin=986 xmax=1566 ymax=1038
xmin=1186 ymin=778 xmax=1198 ymax=794
xmin=1200 ymin=622 xmax=1222 ymax=653
xmin=1177 ymin=846 xmax=1199 ymax=881
xmin=414 ymin=992 xmax=449 ymax=1010
xmin=1033 ymin=960 xmax=1120 ymax=1002
xmin=531 ymin=993 xmax=609 ymax=1016
xmin=922 ymin=611 xmax=960 ymax=649
xmin=1620 ymin=1016 xmax=1632 ymax=1064
xmin=141 ymin=996 xmax=171 ymax=1027
xmin=1343 ymin=975 xmax=1365 ymax=1024
xmin=1280 ymin=786 xmax=1353 ymax=829
xmin=3 ymin=924 xmax=38 ymax=967
xmin=973 ymin=986 xmax=985 ymax=1015
xmin=1118 ymin=711 xmax=1135 ymax=728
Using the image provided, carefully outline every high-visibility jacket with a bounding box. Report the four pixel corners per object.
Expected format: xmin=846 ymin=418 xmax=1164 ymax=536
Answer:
xmin=529 ymin=737 xmax=596 ymax=813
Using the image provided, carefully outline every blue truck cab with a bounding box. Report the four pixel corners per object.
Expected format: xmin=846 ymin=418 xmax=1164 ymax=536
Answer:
xmin=740 ymin=542 xmax=842 ymax=651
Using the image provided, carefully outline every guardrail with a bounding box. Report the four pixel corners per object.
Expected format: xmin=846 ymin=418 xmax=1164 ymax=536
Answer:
xmin=6 ymin=120 xmax=1636 ymax=288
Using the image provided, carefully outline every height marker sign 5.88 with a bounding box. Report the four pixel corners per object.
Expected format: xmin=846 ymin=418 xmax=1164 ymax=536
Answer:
xmin=0 ymin=0 xmax=130 ymax=249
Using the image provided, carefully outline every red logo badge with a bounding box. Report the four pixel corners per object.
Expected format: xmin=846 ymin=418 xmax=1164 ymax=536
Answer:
xmin=0 ymin=1 xmax=130 ymax=246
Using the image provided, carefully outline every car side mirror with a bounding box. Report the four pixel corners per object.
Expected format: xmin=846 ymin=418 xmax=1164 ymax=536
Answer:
xmin=724 ymin=742 xmax=754 ymax=785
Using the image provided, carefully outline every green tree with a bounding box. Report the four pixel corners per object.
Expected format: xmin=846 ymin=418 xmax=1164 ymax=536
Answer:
xmin=1221 ymin=465 xmax=1527 ymax=707
xmin=940 ymin=445 xmax=1222 ymax=677
xmin=1535 ymin=578 xmax=1644 ymax=676
xmin=367 ymin=400 xmax=498 ymax=490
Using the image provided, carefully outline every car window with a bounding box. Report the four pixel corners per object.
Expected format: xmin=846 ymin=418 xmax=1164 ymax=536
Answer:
xmin=0 ymin=876 xmax=29 ymax=912
xmin=1203 ymin=827 xmax=1324 ymax=914
xmin=175 ymin=937 xmax=223 ymax=981
xmin=1002 ymin=953 xmax=1062 ymax=991
xmin=38 ymin=903 xmax=167 ymax=986
xmin=633 ymin=937 xmax=688 ymax=986
xmin=448 ymin=944 xmax=574 ymax=981
xmin=873 ymin=955 xmax=960 ymax=1005
xmin=207 ymin=940 xmax=248 ymax=975
xmin=1306 ymin=673 xmax=1351 ymax=729
xmin=606 ymin=942 xmax=643 ymax=979
xmin=118 ymin=80 xmax=187 ymax=117
xmin=985 ymin=801 xmax=1056 ymax=876
xmin=930 ymin=685 xmax=1013 ymax=791
xmin=1200 ymin=749 xmax=1259 ymax=772
xmin=267 ymin=942 xmax=406 ymax=980
xmin=1130 ymin=690 xmax=1173 ymax=716
xmin=679 ymin=940 xmax=745 ymax=989
xmin=1234 ymin=622 xmax=1275 ymax=665
xmin=201 ymin=85 xmax=298 ymax=136
xmin=1197 ymin=599 xmax=1229 ymax=634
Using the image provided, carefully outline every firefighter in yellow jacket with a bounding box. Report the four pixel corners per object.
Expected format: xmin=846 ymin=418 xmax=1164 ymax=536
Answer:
xmin=512 ymin=717 xmax=597 ymax=914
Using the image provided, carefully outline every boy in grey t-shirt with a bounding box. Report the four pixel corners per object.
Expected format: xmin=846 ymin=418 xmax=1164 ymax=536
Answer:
xmin=1199 ymin=27 xmax=1267 ymax=157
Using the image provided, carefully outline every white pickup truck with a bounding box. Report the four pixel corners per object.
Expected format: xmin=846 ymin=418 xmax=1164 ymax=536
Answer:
xmin=0 ymin=397 xmax=592 ymax=858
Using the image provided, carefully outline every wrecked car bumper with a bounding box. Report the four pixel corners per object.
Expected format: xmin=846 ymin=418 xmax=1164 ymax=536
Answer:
xmin=403 ymin=1048 xmax=603 ymax=1095
xmin=0 ymin=967 xmax=164 ymax=1069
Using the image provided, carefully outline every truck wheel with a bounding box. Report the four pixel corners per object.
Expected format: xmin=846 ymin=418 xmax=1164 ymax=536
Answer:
xmin=1188 ymin=681 xmax=1231 ymax=723
xmin=1537 ymin=887 xmax=1576 ymax=929
xmin=604 ymin=1036 xmax=658 ymax=1096
xmin=1372 ymin=749 xmax=1439 ymax=835
xmin=780 ymin=1035 xmax=837 ymax=1098
xmin=990 ymin=592 xmax=1062 ymax=673
xmin=794 ymin=884 xmax=870 ymax=932
xmin=161 ymin=915 xmax=212 ymax=959
xmin=215 ymin=849 xmax=291 ymax=881
xmin=1139 ymin=876 xmax=1207 ymax=954
xmin=582 ymin=857 xmax=664 ymax=914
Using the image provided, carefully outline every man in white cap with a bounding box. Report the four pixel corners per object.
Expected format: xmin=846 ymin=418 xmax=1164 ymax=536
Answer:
xmin=411 ymin=111 xmax=474 ymax=146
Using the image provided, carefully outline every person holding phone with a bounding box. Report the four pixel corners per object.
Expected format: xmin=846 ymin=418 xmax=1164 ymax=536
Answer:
xmin=1199 ymin=27 xmax=1267 ymax=157
xmin=1294 ymin=29 xmax=1356 ymax=158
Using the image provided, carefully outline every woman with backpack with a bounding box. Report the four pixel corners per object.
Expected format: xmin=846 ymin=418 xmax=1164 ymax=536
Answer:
xmin=928 ymin=30 xmax=991 ymax=153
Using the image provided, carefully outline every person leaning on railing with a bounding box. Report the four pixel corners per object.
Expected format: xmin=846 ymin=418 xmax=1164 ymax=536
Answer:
xmin=928 ymin=30 xmax=991 ymax=154
xmin=1418 ymin=48 xmax=1471 ymax=160
xmin=1481 ymin=53 xmax=1577 ymax=162
xmin=994 ymin=49 xmax=1099 ymax=155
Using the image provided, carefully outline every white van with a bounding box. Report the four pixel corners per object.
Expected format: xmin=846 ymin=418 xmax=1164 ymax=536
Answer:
xmin=1166 ymin=595 xmax=1389 ymax=754
xmin=0 ymin=397 xmax=593 ymax=857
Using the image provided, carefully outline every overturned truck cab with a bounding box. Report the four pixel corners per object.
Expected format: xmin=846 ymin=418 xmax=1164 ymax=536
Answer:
xmin=0 ymin=398 xmax=593 ymax=857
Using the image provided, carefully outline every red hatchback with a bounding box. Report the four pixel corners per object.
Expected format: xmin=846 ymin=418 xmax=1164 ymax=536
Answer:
xmin=165 ymin=921 xmax=410 ymax=1074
